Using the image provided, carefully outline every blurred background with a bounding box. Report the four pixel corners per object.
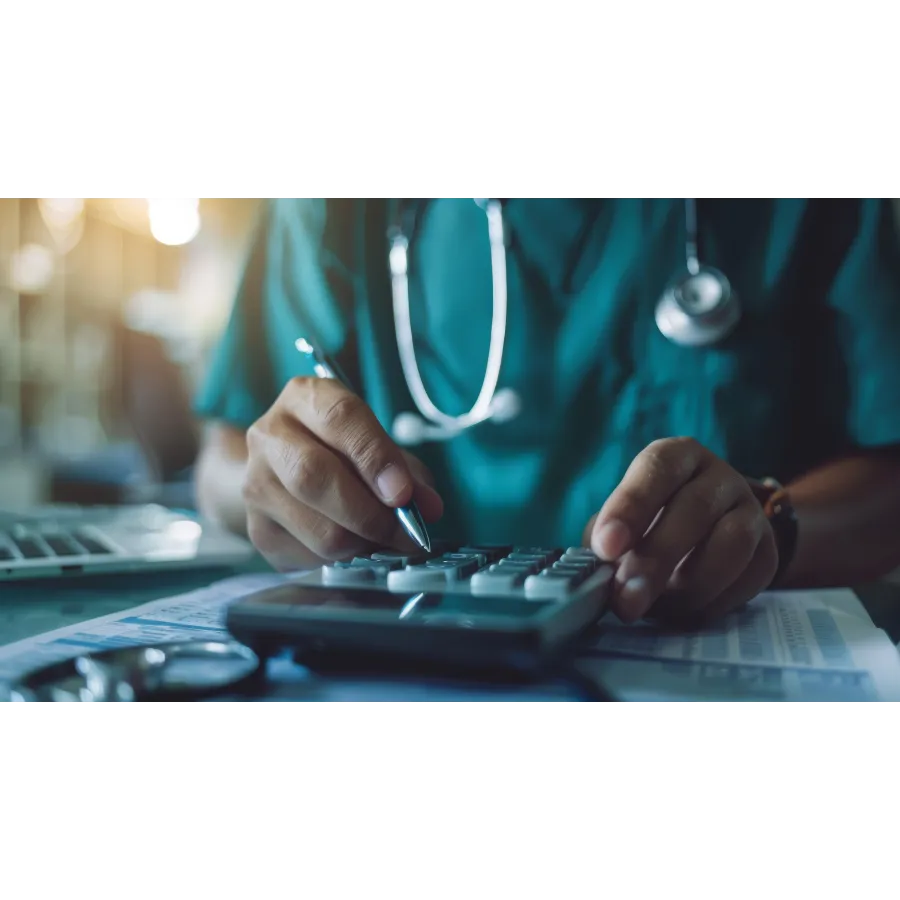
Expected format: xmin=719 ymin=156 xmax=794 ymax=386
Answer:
xmin=4 ymin=199 xmax=900 ymax=522
xmin=0 ymin=198 xmax=262 ymax=511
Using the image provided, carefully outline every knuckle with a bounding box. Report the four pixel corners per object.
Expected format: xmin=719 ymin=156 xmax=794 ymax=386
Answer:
xmin=246 ymin=515 xmax=282 ymax=553
xmin=319 ymin=390 xmax=363 ymax=434
xmin=284 ymin=446 xmax=330 ymax=500
xmin=642 ymin=442 xmax=684 ymax=484
xmin=309 ymin=521 xmax=358 ymax=561
xmin=647 ymin=436 xmax=704 ymax=478
xmin=245 ymin=420 xmax=268 ymax=455
xmin=681 ymin=485 xmax=718 ymax=524
xmin=285 ymin=375 xmax=316 ymax=399
xmin=721 ymin=507 xmax=764 ymax=548
xmin=357 ymin=506 xmax=399 ymax=545
xmin=614 ymin=485 xmax=650 ymax=521
xmin=241 ymin=472 xmax=264 ymax=507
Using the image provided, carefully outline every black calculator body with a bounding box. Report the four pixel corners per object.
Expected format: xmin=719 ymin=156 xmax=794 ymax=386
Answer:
xmin=226 ymin=545 xmax=613 ymax=677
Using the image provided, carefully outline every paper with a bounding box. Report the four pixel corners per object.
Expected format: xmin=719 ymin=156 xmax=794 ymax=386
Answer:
xmin=0 ymin=572 xmax=286 ymax=685
xmin=576 ymin=589 xmax=900 ymax=701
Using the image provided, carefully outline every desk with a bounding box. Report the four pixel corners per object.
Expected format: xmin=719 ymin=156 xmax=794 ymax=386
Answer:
xmin=3 ymin=559 xmax=899 ymax=700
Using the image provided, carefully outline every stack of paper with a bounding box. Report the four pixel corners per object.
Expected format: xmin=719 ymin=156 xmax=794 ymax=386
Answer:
xmin=575 ymin=589 xmax=900 ymax=701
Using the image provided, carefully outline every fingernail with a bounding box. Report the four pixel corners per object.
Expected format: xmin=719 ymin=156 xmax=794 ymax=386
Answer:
xmin=595 ymin=520 xmax=630 ymax=560
xmin=376 ymin=465 xmax=408 ymax=504
xmin=619 ymin=576 xmax=651 ymax=614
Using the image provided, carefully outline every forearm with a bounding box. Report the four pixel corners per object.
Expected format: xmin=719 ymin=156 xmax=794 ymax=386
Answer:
xmin=195 ymin=424 xmax=250 ymax=537
xmin=777 ymin=448 xmax=900 ymax=588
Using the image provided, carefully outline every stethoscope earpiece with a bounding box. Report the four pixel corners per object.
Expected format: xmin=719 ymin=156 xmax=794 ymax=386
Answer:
xmin=392 ymin=388 xmax=523 ymax=446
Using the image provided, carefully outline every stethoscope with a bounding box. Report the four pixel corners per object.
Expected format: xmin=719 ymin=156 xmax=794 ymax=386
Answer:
xmin=2 ymin=640 xmax=262 ymax=702
xmin=388 ymin=199 xmax=741 ymax=447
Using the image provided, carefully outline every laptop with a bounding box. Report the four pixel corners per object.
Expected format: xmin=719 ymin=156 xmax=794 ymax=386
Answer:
xmin=0 ymin=504 xmax=254 ymax=582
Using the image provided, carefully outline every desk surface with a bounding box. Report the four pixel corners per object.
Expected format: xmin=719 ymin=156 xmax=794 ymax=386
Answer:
xmin=2 ymin=559 xmax=900 ymax=700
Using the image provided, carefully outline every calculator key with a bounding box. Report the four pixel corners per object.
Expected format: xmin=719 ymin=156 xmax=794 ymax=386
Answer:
xmin=42 ymin=534 xmax=84 ymax=557
xmin=443 ymin=551 xmax=488 ymax=567
xmin=470 ymin=569 xmax=527 ymax=595
xmin=73 ymin=531 xmax=113 ymax=554
xmin=458 ymin=545 xmax=512 ymax=563
xmin=524 ymin=571 xmax=580 ymax=599
xmin=433 ymin=553 xmax=482 ymax=574
xmin=549 ymin=563 xmax=588 ymax=584
xmin=428 ymin=540 xmax=456 ymax=556
xmin=387 ymin=566 xmax=459 ymax=591
xmin=559 ymin=558 xmax=597 ymax=575
xmin=424 ymin=558 xmax=480 ymax=578
xmin=371 ymin=551 xmax=431 ymax=566
xmin=514 ymin=547 xmax=562 ymax=562
xmin=563 ymin=548 xmax=598 ymax=561
xmin=506 ymin=552 xmax=549 ymax=565
xmin=494 ymin=560 xmax=541 ymax=575
xmin=351 ymin=557 xmax=399 ymax=573
xmin=12 ymin=536 xmax=48 ymax=559
xmin=322 ymin=565 xmax=377 ymax=586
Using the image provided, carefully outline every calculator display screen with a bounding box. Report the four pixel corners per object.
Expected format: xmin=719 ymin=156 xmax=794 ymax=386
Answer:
xmin=242 ymin=585 xmax=551 ymax=621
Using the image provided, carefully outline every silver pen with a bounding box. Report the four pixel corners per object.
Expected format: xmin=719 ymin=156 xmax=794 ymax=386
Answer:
xmin=295 ymin=338 xmax=431 ymax=553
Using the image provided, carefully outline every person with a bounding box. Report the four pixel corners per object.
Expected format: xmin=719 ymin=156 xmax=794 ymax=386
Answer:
xmin=194 ymin=199 xmax=900 ymax=624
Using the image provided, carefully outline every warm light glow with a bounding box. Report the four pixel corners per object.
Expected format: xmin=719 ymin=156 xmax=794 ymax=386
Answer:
xmin=114 ymin=198 xmax=149 ymax=231
xmin=38 ymin=198 xmax=85 ymax=253
xmin=9 ymin=243 xmax=55 ymax=293
xmin=39 ymin=198 xmax=84 ymax=230
xmin=147 ymin=198 xmax=201 ymax=246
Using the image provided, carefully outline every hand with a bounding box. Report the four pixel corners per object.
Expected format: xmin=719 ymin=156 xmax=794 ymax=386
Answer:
xmin=583 ymin=438 xmax=778 ymax=623
xmin=243 ymin=377 xmax=443 ymax=569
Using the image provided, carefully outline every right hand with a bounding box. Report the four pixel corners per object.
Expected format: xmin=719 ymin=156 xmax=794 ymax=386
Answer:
xmin=243 ymin=377 xmax=444 ymax=570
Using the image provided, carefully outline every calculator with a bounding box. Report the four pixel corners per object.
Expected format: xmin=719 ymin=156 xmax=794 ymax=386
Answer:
xmin=225 ymin=543 xmax=613 ymax=677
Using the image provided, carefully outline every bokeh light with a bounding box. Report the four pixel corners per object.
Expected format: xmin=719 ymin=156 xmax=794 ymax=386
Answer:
xmin=147 ymin=198 xmax=201 ymax=246
xmin=8 ymin=243 xmax=56 ymax=293
xmin=38 ymin=198 xmax=85 ymax=254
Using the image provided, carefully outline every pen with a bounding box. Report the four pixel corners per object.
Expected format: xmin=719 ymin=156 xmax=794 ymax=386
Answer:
xmin=295 ymin=338 xmax=431 ymax=553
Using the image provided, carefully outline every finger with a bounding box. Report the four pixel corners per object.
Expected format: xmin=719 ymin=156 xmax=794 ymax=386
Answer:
xmin=402 ymin=451 xmax=436 ymax=488
xmin=248 ymin=422 xmax=404 ymax=551
xmin=695 ymin=538 xmax=779 ymax=623
xmin=590 ymin=437 xmax=707 ymax=561
xmin=283 ymin=377 xmax=420 ymax=507
xmin=246 ymin=469 xmax=412 ymax=563
xmin=402 ymin=451 xmax=444 ymax=522
xmin=245 ymin=511 xmax=335 ymax=570
xmin=666 ymin=500 xmax=770 ymax=613
xmin=610 ymin=469 xmax=750 ymax=619
xmin=413 ymin=481 xmax=444 ymax=523
xmin=581 ymin=512 xmax=599 ymax=547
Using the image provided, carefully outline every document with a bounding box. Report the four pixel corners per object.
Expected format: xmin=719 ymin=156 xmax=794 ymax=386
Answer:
xmin=0 ymin=572 xmax=285 ymax=685
xmin=576 ymin=589 xmax=900 ymax=701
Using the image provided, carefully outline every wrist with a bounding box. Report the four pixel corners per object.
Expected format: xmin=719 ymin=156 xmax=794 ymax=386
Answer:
xmin=748 ymin=477 xmax=798 ymax=588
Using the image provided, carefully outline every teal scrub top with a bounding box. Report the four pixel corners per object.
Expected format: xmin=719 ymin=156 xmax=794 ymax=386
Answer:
xmin=195 ymin=199 xmax=900 ymax=547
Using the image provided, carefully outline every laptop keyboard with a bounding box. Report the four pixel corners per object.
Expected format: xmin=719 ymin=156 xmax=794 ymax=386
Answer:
xmin=320 ymin=543 xmax=608 ymax=600
xmin=0 ymin=527 xmax=115 ymax=562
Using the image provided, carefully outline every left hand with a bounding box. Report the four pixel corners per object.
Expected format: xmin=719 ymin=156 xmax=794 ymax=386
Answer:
xmin=583 ymin=437 xmax=779 ymax=624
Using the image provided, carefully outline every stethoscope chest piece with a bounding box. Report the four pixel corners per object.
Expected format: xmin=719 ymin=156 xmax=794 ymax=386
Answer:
xmin=654 ymin=265 xmax=741 ymax=348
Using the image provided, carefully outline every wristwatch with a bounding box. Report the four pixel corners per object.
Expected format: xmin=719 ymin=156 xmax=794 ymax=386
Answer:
xmin=749 ymin=477 xmax=799 ymax=587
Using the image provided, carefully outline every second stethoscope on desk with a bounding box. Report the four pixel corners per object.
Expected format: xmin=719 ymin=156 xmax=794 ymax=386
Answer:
xmin=387 ymin=198 xmax=741 ymax=447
